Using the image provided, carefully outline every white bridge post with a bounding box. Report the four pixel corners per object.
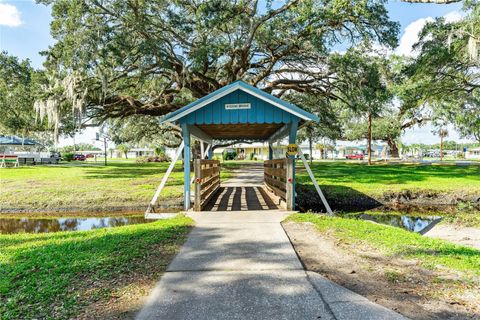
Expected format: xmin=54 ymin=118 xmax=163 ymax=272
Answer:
xmin=297 ymin=148 xmax=333 ymax=215
xmin=145 ymin=141 xmax=185 ymax=215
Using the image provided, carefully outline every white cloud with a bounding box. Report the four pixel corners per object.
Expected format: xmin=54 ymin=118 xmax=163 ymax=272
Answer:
xmin=444 ymin=11 xmax=462 ymax=23
xmin=0 ymin=3 xmax=22 ymax=27
xmin=395 ymin=11 xmax=464 ymax=57
xmin=396 ymin=17 xmax=434 ymax=57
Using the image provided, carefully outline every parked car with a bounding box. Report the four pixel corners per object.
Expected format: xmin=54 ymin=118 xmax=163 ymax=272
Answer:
xmin=346 ymin=153 xmax=364 ymax=160
xmin=85 ymin=153 xmax=95 ymax=158
xmin=73 ymin=154 xmax=86 ymax=161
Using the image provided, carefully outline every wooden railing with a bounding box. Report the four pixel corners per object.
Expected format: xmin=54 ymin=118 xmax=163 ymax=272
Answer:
xmin=194 ymin=159 xmax=221 ymax=211
xmin=264 ymin=158 xmax=294 ymax=209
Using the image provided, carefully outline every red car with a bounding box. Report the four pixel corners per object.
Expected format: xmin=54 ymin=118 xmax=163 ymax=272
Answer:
xmin=346 ymin=154 xmax=364 ymax=160
xmin=73 ymin=154 xmax=86 ymax=161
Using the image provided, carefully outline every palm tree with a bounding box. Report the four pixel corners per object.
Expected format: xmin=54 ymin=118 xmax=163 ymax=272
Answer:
xmin=437 ymin=128 xmax=449 ymax=161
xmin=117 ymin=144 xmax=130 ymax=159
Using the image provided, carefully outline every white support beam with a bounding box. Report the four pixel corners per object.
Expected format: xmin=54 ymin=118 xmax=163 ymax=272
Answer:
xmin=145 ymin=141 xmax=185 ymax=215
xmin=188 ymin=125 xmax=213 ymax=145
xmin=268 ymin=123 xmax=290 ymax=144
xmin=298 ymin=148 xmax=333 ymax=215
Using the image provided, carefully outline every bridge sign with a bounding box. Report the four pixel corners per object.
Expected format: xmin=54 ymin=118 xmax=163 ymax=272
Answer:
xmin=287 ymin=144 xmax=298 ymax=156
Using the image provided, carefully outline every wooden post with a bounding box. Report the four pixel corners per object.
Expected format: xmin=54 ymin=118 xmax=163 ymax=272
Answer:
xmin=181 ymin=123 xmax=191 ymax=210
xmin=285 ymin=158 xmax=294 ymax=210
xmin=194 ymin=159 xmax=202 ymax=211
xmin=268 ymin=143 xmax=273 ymax=160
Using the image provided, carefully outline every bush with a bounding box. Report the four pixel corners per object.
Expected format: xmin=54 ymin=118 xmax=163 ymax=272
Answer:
xmin=62 ymin=153 xmax=74 ymax=162
xmin=154 ymin=146 xmax=166 ymax=156
xmin=136 ymin=154 xmax=171 ymax=163
xmin=249 ymin=153 xmax=255 ymax=160
xmin=222 ymin=150 xmax=237 ymax=161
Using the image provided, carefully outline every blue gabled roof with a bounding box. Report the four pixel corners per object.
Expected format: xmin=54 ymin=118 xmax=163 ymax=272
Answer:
xmin=0 ymin=135 xmax=40 ymax=146
xmin=160 ymin=80 xmax=319 ymax=123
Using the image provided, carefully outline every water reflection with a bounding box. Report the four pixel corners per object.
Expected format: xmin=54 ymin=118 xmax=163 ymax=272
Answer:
xmin=358 ymin=214 xmax=442 ymax=233
xmin=0 ymin=216 xmax=153 ymax=234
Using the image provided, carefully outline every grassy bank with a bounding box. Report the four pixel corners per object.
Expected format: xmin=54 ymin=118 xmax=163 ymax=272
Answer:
xmin=296 ymin=161 xmax=480 ymax=197
xmin=0 ymin=160 xmax=232 ymax=213
xmin=286 ymin=213 xmax=480 ymax=275
xmin=0 ymin=216 xmax=194 ymax=319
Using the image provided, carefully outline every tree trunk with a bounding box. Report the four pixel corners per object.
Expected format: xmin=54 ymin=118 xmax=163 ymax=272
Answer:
xmin=368 ymin=112 xmax=372 ymax=165
xmin=440 ymin=136 xmax=444 ymax=161
xmin=387 ymin=138 xmax=399 ymax=158
xmin=124 ymin=152 xmax=128 ymax=159
xmin=309 ymin=136 xmax=313 ymax=164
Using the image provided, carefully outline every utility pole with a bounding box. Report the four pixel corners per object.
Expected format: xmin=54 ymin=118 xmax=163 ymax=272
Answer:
xmin=96 ymin=132 xmax=109 ymax=166
xmin=368 ymin=112 xmax=372 ymax=165
xmin=104 ymin=137 xmax=107 ymax=166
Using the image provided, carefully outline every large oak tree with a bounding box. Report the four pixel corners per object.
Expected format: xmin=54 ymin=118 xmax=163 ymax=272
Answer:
xmin=36 ymin=0 xmax=399 ymax=136
xmin=404 ymin=3 xmax=480 ymax=142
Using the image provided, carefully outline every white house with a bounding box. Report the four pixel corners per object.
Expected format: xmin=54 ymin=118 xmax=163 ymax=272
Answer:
xmin=465 ymin=147 xmax=480 ymax=159
xmin=114 ymin=147 xmax=155 ymax=158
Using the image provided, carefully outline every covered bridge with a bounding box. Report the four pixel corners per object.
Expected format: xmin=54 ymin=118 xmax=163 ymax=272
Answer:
xmin=150 ymin=80 xmax=328 ymax=213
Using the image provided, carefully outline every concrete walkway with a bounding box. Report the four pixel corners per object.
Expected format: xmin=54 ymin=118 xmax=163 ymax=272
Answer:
xmin=137 ymin=211 xmax=407 ymax=320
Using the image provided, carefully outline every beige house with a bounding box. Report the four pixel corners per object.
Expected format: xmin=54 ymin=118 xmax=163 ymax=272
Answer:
xmin=215 ymin=141 xmax=324 ymax=160
xmin=215 ymin=142 xmax=287 ymax=160
xmin=465 ymin=147 xmax=480 ymax=159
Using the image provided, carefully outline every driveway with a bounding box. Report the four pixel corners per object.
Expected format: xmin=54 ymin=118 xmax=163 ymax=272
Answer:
xmin=137 ymin=211 xmax=407 ymax=320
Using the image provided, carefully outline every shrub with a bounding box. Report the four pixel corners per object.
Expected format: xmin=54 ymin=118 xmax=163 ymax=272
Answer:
xmin=154 ymin=146 xmax=166 ymax=156
xmin=222 ymin=150 xmax=237 ymax=161
xmin=62 ymin=153 xmax=74 ymax=162
xmin=136 ymin=154 xmax=171 ymax=163
xmin=249 ymin=153 xmax=255 ymax=160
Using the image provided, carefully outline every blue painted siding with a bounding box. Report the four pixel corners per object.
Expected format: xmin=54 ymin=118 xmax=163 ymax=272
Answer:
xmin=180 ymin=90 xmax=300 ymax=125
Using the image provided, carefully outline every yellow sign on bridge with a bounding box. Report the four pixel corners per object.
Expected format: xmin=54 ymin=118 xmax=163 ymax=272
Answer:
xmin=286 ymin=144 xmax=298 ymax=156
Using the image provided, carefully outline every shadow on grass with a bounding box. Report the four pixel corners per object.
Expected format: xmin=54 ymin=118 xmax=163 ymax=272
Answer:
xmin=83 ymin=162 xmax=185 ymax=179
xmin=296 ymin=183 xmax=383 ymax=213
xmin=0 ymin=221 xmax=192 ymax=319
xmin=401 ymin=246 xmax=480 ymax=259
xmin=297 ymin=162 xmax=480 ymax=186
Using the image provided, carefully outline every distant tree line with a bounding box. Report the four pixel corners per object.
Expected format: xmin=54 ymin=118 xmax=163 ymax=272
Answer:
xmin=60 ymin=143 xmax=101 ymax=153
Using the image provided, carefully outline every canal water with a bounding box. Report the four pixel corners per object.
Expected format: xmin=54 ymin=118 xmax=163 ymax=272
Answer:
xmin=0 ymin=216 xmax=154 ymax=234
xmin=357 ymin=213 xmax=442 ymax=234
xmin=0 ymin=213 xmax=442 ymax=235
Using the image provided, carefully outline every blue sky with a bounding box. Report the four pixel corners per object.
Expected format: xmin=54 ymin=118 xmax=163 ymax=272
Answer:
xmin=0 ymin=0 xmax=472 ymax=146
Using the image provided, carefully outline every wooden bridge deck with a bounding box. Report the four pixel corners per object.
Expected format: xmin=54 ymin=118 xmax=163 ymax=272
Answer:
xmin=202 ymin=186 xmax=279 ymax=211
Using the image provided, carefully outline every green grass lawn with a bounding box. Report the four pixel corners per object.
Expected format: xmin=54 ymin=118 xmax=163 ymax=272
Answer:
xmin=286 ymin=213 xmax=480 ymax=276
xmin=296 ymin=161 xmax=480 ymax=197
xmin=0 ymin=160 xmax=232 ymax=213
xmin=0 ymin=215 xmax=194 ymax=319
